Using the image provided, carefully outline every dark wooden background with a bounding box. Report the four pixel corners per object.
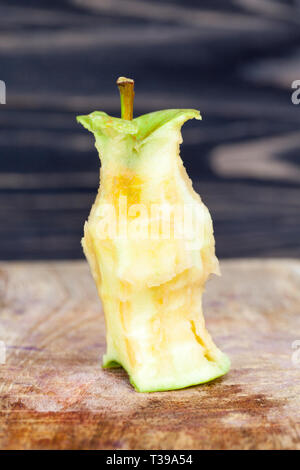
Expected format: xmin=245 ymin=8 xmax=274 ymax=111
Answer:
xmin=0 ymin=0 xmax=300 ymax=260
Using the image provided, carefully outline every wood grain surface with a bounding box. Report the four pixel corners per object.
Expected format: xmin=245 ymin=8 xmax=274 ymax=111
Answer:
xmin=0 ymin=259 xmax=299 ymax=450
xmin=1 ymin=1 xmax=300 ymax=260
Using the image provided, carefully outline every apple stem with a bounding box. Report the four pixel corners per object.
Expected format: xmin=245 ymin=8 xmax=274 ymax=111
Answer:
xmin=117 ymin=77 xmax=134 ymax=120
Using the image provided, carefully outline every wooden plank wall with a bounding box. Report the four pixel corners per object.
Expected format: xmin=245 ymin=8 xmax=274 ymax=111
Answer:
xmin=0 ymin=0 xmax=299 ymax=259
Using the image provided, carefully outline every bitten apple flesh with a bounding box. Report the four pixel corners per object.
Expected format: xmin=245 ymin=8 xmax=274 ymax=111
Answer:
xmin=77 ymin=103 xmax=230 ymax=392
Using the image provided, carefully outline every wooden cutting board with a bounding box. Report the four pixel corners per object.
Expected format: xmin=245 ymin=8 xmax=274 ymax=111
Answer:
xmin=0 ymin=260 xmax=299 ymax=450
